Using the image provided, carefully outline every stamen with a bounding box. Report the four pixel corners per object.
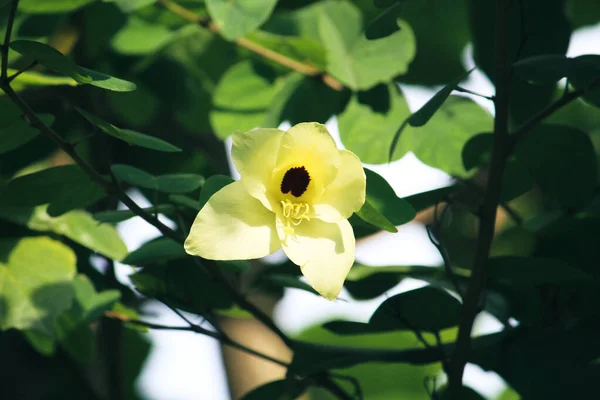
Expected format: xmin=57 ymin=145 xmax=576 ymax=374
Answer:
xmin=280 ymin=199 xmax=310 ymax=236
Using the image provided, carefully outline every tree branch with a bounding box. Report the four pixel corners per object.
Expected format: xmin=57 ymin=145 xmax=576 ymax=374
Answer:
xmin=1 ymin=0 xmax=19 ymax=82
xmin=157 ymin=0 xmax=343 ymax=91
xmin=447 ymin=0 xmax=512 ymax=396
xmin=104 ymin=311 xmax=289 ymax=368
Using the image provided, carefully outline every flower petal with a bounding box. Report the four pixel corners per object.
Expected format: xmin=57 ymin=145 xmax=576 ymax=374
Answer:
xmin=272 ymin=123 xmax=341 ymax=203
xmin=277 ymin=217 xmax=355 ymax=300
xmin=185 ymin=181 xmax=279 ymax=260
xmin=313 ymin=149 xmax=366 ymax=222
xmin=232 ymin=128 xmax=285 ymax=210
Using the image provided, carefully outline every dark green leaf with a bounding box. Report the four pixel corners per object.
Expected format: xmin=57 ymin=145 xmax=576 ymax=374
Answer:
xmin=10 ymin=40 xmax=136 ymax=92
xmin=365 ymin=3 xmax=402 ymax=40
xmin=487 ymin=256 xmax=592 ymax=286
xmin=241 ymin=379 xmax=309 ymax=400
xmin=513 ymin=54 xmax=573 ymax=84
xmin=77 ymin=108 xmax=181 ymax=152
xmin=0 ymin=165 xmax=105 ymax=216
xmin=130 ymin=261 xmax=233 ymax=311
xmin=516 ymin=124 xmax=597 ymax=209
xmin=205 ymin=0 xmax=278 ymax=41
xmin=168 ymin=194 xmax=200 ymax=211
xmin=111 ymin=164 xmax=204 ymax=193
xmin=122 ymin=238 xmax=186 ymax=265
xmin=0 ymin=114 xmax=54 ymax=155
xmin=405 ymin=186 xmax=458 ymax=213
xmin=71 ymin=275 xmax=120 ymax=322
xmin=355 ymin=168 xmax=415 ymax=232
xmin=260 ymin=274 xmax=318 ymax=295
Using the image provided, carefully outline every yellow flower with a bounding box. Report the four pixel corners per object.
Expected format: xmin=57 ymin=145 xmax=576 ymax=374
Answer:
xmin=184 ymin=123 xmax=366 ymax=300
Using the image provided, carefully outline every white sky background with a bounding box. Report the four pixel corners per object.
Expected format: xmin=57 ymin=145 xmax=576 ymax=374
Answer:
xmin=112 ymin=23 xmax=600 ymax=400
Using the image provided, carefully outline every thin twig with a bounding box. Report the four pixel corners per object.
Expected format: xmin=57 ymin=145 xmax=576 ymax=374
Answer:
xmin=447 ymin=0 xmax=513 ymax=396
xmin=7 ymin=60 xmax=38 ymax=83
xmin=454 ymin=85 xmax=494 ymax=101
xmin=157 ymin=0 xmax=343 ymax=91
xmin=0 ymin=0 xmax=19 ymax=82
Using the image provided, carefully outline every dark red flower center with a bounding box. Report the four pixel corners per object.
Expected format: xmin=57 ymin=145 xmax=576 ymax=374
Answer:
xmin=280 ymin=166 xmax=310 ymax=197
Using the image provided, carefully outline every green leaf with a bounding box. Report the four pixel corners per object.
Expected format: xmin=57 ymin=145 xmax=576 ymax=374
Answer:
xmin=198 ymin=175 xmax=235 ymax=209
xmin=130 ymin=260 xmax=233 ymax=311
xmin=513 ymin=54 xmax=573 ymax=84
xmin=6 ymin=68 xmax=78 ymax=92
xmin=122 ymin=238 xmax=186 ymax=265
xmin=0 ymin=237 xmax=76 ymax=334
xmin=110 ymin=16 xmax=176 ymax=55
xmin=396 ymin=97 xmax=493 ymax=176
xmin=570 ymin=55 xmax=600 ymax=108
xmin=77 ymin=108 xmax=181 ymax=152
xmin=327 ymin=286 xmax=461 ymax=335
xmin=25 ymin=207 xmax=128 ymax=261
xmin=241 ymin=379 xmax=309 ymax=400
xmin=105 ymin=85 xmax=160 ymax=127
xmin=318 ymin=2 xmax=415 ymax=90
xmin=205 ymin=0 xmax=278 ymax=41
xmin=105 ymin=0 xmax=156 ymax=13
xmin=338 ymin=83 xmax=411 ymax=164
xmin=93 ymin=205 xmax=176 ymax=223
xmin=210 ymin=61 xmax=277 ymax=139
xmin=111 ymin=164 xmax=204 ymax=194
xmin=18 ymin=0 xmax=94 ymax=13
xmin=487 ymin=256 xmax=592 ymax=286
xmin=168 ymin=194 xmax=200 ymax=211
xmin=245 ymin=30 xmax=326 ymax=70
xmin=408 ymin=68 xmax=475 ymax=127
xmin=0 ymin=113 xmax=54 ymax=155
xmin=0 ymin=165 xmax=105 ymax=216
xmin=355 ymin=168 xmax=416 ymax=232
xmin=365 ymin=3 xmax=402 ymax=40
xmin=516 ymin=124 xmax=597 ymax=209
xmin=71 ymin=275 xmax=121 ymax=322
xmin=10 ymin=40 xmax=136 ymax=92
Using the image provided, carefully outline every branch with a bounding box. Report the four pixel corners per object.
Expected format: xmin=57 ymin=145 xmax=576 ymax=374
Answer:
xmin=157 ymin=0 xmax=343 ymax=91
xmin=1 ymin=0 xmax=19 ymax=82
xmin=507 ymin=77 xmax=600 ymax=153
xmin=105 ymin=311 xmax=289 ymax=368
xmin=447 ymin=0 xmax=512 ymax=396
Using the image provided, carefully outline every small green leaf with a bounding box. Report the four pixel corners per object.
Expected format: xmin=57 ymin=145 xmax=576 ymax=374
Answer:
xmin=0 ymin=237 xmax=76 ymax=334
xmin=246 ymin=31 xmax=326 ymax=70
xmin=10 ymin=40 xmax=136 ymax=92
xmin=198 ymin=175 xmax=235 ymax=209
xmin=408 ymin=68 xmax=475 ymax=128
xmin=25 ymin=207 xmax=129 ymax=261
xmin=355 ymin=168 xmax=416 ymax=232
xmin=71 ymin=275 xmax=121 ymax=322
xmin=6 ymin=68 xmax=78 ymax=91
xmin=111 ymin=164 xmax=204 ymax=194
xmin=111 ymin=16 xmax=176 ymax=55
xmin=122 ymin=238 xmax=186 ymax=265
xmin=106 ymin=0 xmax=156 ymax=13
xmin=513 ymin=54 xmax=573 ymax=84
xmin=168 ymin=194 xmax=200 ymax=211
xmin=205 ymin=0 xmax=278 ymax=41
xmin=77 ymin=108 xmax=181 ymax=152
xmin=241 ymin=379 xmax=309 ymax=400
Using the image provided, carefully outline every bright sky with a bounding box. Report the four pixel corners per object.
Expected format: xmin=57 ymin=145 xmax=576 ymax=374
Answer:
xmin=112 ymin=22 xmax=600 ymax=400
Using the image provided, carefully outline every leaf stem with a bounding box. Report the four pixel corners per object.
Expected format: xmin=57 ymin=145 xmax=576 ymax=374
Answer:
xmin=156 ymin=0 xmax=343 ymax=91
xmin=454 ymin=85 xmax=494 ymax=101
xmin=447 ymin=0 xmax=512 ymax=396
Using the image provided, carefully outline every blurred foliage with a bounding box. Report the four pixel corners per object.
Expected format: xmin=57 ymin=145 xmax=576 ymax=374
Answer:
xmin=0 ymin=0 xmax=599 ymax=399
